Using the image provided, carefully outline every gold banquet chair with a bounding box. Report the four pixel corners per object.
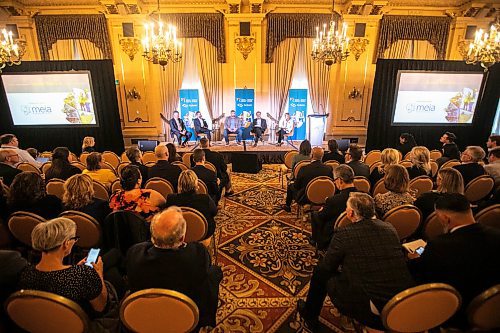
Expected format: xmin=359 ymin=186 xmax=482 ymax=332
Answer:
xmin=41 ymin=162 xmax=52 ymax=174
xmin=145 ymin=177 xmax=175 ymax=200
xmin=372 ymin=178 xmax=387 ymax=196
xmin=430 ymin=160 xmax=439 ymax=177
xmin=102 ymin=151 xmax=121 ymax=169
xmin=120 ymin=289 xmax=199 ymax=333
xmin=8 ymin=212 xmax=46 ymax=247
xmin=430 ymin=149 xmax=442 ymax=160
xmin=293 ymin=160 xmax=311 ymax=179
xmin=92 ymin=180 xmax=110 ymax=201
xmin=467 ymin=284 xmax=500 ymax=331
xmin=182 ymin=152 xmax=193 ymax=168
xmin=110 ymin=179 xmax=123 ymax=194
xmin=353 ymin=176 xmax=371 ymax=193
xmin=382 ymin=205 xmax=421 ymax=241
xmin=364 ymin=150 xmax=381 ymax=167
xmin=59 ymin=211 xmax=101 ymax=249
xmin=16 ymin=162 xmax=41 ymax=175
xmin=399 ymin=160 xmax=412 ymax=168
xmin=116 ymin=161 xmax=130 ymax=176
xmin=46 ymin=178 xmax=66 ymax=200
xmin=196 ymin=180 xmax=209 ymax=195
xmin=369 ymin=161 xmax=382 ymax=175
xmin=440 ymin=159 xmax=461 ymax=170
xmin=279 ymin=150 xmax=299 ymax=188
xmin=474 ymin=204 xmax=500 ymax=230
xmin=79 ymin=152 xmax=90 ymax=165
xmin=204 ymin=161 xmax=217 ymax=174
xmin=333 ymin=211 xmax=351 ymax=230
xmin=409 ymin=175 xmax=434 ymax=198
xmin=180 ymin=207 xmax=208 ymax=243
xmin=70 ymin=161 xmax=86 ymax=172
xmin=142 ymin=151 xmax=157 ymax=164
xmin=464 ymin=175 xmax=495 ymax=203
xmin=299 ymin=176 xmax=336 ymax=219
xmin=173 ymin=161 xmax=188 ymax=171
xmin=423 ymin=211 xmax=446 ymax=241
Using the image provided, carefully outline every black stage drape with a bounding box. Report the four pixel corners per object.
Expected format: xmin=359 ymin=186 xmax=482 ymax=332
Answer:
xmin=366 ymin=60 xmax=500 ymax=152
xmin=0 ymin=60 xmax=124 ymax=154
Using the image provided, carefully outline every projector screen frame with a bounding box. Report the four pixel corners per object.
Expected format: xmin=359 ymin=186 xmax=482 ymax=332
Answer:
xmin=390 ymin=70 xmax=486 ymax=127
xmin=1 ymin=70 xmax=100 ymax=128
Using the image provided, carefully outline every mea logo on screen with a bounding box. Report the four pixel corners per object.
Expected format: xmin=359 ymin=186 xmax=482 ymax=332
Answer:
xmin=405 ymin=103 xmax=436 ymax=113
xmin=22 ymin=104 xmax=53 ymax=116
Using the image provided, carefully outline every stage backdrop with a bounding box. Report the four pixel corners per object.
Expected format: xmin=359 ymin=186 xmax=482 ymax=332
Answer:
xmin=366 ymin=60 xmax=500 ymax=152
xmin=288 ymin=89 xmax=308 ymax=140
xmin=179 ymin=89 xmax=199 ymax=141
xmin=235 ymin=88 xmax=254 ymax=140
xmin=0 ymin=60 xmax=124 ymax=154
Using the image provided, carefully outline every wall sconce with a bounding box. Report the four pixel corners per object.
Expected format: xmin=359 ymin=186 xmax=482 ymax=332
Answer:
xmin=126 ymin=87 xmax=141 ymax=100
xmin=348 ymin=87 xmax=362 ymax=100
xmin=457 ymin=38 xmax=472 ymax=59
xmin=348 ymin=38 xmax=369 ymax=61
xmin=119 ymin=37 xmax=140 ymax=61
xmin=235 ymin=36 xmax=256 ymax=60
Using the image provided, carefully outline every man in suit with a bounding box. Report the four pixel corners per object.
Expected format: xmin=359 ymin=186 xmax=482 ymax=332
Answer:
xmin=346 ymin=145 xmax=370 ymax=178
xmin=192 ymin=149 xmax=219 ymax=203
xmin=126 ymin=206 xmax=223 ymax=329
xmin=169 ymin=111 xmax=192 ymax=147
xmin=282 ymin=147 xmax=333 ymax=212
xmin=298 ymin=193 xmax=414 ymax=331
xmin=437 ymin=132 xmax=460 ymax=166
xmin=0 ymin=149 xmax=21 ymax=186
xmin=148 ymin=145 xmax=182 ymax=191
xmin=193 ymin=111 xmax=211 ymax=142
xmin=453 ymin=145 xmax=486 ymax=186
xmin=223 ymin=110 xmax=243 ymax=145
xmin=311 ymin=165 xmax=358 ymax=249
xmin=251 ymin=111 xmax=267 ymax=147
xmin=199 ymin=137 xmax=234 ymax=195
xmin=410 ymin=193 xmax=500 ymax=329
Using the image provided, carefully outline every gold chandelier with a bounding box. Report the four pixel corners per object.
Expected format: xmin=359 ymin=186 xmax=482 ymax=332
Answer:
xmin=311 ymin=0 xmax=350 ymax=66
xmin=0 ymin=28 xmax=23 ymax=72
xmin=141 ymin=0 xmax=182 ymax=70
xmin=464 ymin=18 xmax=500 ymax=71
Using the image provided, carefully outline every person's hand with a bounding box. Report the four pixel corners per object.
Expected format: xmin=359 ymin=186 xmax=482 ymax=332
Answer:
xmin=92 ymin=256 xmax=104 ymax=278
xmin=77 ymin=257 xmax=87 ymax=265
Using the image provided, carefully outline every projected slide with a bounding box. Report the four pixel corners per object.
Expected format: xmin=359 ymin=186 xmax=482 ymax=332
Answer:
xmin=2 ymin=72 xmax=97 ymax=126
xmin=392 ymin=71 xmax=483 ymax=125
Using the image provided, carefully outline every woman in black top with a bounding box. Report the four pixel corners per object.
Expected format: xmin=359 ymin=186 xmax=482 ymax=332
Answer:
xmin=406 ymin=146 xmax=432 ymax=179
xmin=45 ymin=147 xmax=81 ymax=181
xmin=166 ymin=143 xmax=182 ymax=163
xmin=125 ymin=146 xmax=149 ymax=184
xmin=322 ymin=139 xmax=345 ymax=164
xmin=397 ymin=133 xmax=417 ymax=158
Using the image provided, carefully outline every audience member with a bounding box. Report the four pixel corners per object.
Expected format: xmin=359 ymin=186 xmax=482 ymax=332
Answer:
xmin=7 ymin=172 xmax=62 ymax=219
xmin=191 ymin=149 xmax=219 ymax=203
xmin=125 ymin=147 xmax=149 ymax=183
xmin=453 ymin=146 xmax=486 ymax=186
xmin=82 ymin=136 xmax=96 ymax=153
xmin=484 ymin=147 xmax=500 ymax=187
xmin=396 ymin=133 xmax=417 ymax=157
xmin=0 ymin=149 xmax=21 ymax=186
xmin=148 ymin=145 xmax=182 ymax=191
xmin=223 ymin=110 xmax=243 ymax=146
xmin=126 ymin=206 xmax=223 ymax=328
xmin=374 ymin=164 xmax=414 ymax=216
xmin=322 ymin=139 xmax=345 ymax=164
xmin=297 ymin=193 xmax=414 ymax=331
xmin=110 ymin=165 xmax=165 ymax=221
xmin=45 ymin=147 xmax=81 ymax=181
xmin=26 ymin=148 xmax=39 ymax=160
xmin=164 ymin=170 xmax=217 ymax=239
xmin=166 ymin=143 xmax=182 ymax=163
xmin=170 ymin=111 xmax=192 ymax=147
xmin=194 ymin=111 xmax=212 ymax=142
xmin=63 ymin=174 xmax=111 ymax=225
xmin=414 ymin=168 xmax=464 ymax=222
xmin=282 ymin=147 xmax=333 ymax=212
xmin=199 ymin=137 xmax=233 ymax=195
xmin=0 ymin=250 xmax=28 ymax=329
xmin=311 ymin=165 xmax=358 ymax=249
xmin=369 ymin=148 xmax=400 ymax=185
xmin=438 ymin=132 xmax=460 ymax=165
xmin=410 ymin=193 xmax=500 ymax=329
xmin=291 ymin=139 xmax=311 ymax=172
xmin=0 ymin=134 xmax=40 ymax=167
xmin=486 ymin=134 xmax=500 ymax=151
xmin=346 ymin=145 xmax=370 ymax=178
xmin=406 ymin=146 xmax=431 ymax=179
xmin=83 ymin=152 xmax=118 ymax=188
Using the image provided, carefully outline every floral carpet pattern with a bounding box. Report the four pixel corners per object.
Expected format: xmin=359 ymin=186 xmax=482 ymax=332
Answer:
xmin=214 ymin=165 xmax=347 ymax=332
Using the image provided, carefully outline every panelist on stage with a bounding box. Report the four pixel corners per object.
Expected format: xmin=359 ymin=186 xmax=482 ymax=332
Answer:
xmin=276 ymin=113 xmax=294 ymax=146
xmin=223 ymin=110 xmax=243 ymax=145
xmin=170 ymin=111 xmax=192 ymax=147
xmin=251 ymin=111 xmax=267 ymax=147
xmin=193 ymin=111 xmax=211 ymax=141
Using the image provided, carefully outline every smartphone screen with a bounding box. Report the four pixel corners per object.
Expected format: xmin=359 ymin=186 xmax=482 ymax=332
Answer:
xmin=415 ymin=246 xmax=425 ymax=256
xmin=85 ymin=248 xmax=100 ymax=267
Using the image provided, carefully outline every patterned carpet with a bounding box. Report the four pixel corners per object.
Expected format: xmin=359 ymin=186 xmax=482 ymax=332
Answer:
xmin=212 ymin=165 xmax=347 ymax=333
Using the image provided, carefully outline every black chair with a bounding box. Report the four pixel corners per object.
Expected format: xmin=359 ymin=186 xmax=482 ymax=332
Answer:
xmin=102 ymin=211 xmax=149 ymax=255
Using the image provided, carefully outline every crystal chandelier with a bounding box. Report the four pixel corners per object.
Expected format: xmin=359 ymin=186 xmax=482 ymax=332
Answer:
xmin=464 ymin=18 xmax=500 ymax=71
xmin=141 ymin=0 xmax=182 ymax=70
xmin=311 ymin=0 xmax=350 ymax=66
xmin=0 ymin=28 xmax=22 ymax=72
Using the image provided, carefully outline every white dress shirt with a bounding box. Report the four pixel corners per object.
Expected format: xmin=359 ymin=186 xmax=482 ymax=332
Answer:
xmin=0 ymin=145 xmax=41 ymax=167
xmin=279 ymin=118 xmax=294 ymax=133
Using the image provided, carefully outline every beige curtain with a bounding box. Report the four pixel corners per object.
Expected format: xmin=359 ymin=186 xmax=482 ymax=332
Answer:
xmin=159 ymin=38 xmax=186 ymax=119
xmin=269 ymin=38 xmax=300 ymax=120
xmin=384 ymin=39 xmax=437 ymax=59
xmin=48 ymin=39 xmax=103 ymax=60
xmin=195 ymin=38 xmax=222 ymax=120
xmin=48 ymin=40 xmax=74 ymax=60
xmin=75 ymin=39 xmax=103 ymax=59
xmin=304 ymin=38 xmax=330 ymax=114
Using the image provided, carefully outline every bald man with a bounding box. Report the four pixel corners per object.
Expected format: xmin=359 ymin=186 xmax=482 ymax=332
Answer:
xmin=126 ymin=207 xmax=223 ymax=329
xmin=148 ymin=144 xmax=182 ymax=191
xmin=282 ymin=147 xmax=333 ymax=212
xmin=0 ymin=149 xmax=21 ymax=186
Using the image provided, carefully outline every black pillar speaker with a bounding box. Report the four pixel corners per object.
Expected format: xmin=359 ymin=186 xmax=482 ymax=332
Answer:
xmin=231 ymin=153 xmax=261 ymax=173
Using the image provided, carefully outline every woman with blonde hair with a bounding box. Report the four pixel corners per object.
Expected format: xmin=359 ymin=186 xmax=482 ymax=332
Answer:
xmin=83 ymin=152 xmax=118 ymax=188
xmin=63 ymin=174 xmax=111 ymax=224
xmin=369 ymin=148 xmax=400 ymax=185
xmin=374 ymin=164 xmax=414 ymax=216
xmin=82 ymin=136 xmax=96 ymax=153
xmin=407 ymin=146 xmax=431 ymax=179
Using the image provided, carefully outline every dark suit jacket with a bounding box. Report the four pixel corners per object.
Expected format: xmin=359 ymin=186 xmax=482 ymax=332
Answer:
xmin=45 ymin=163 xmax=81 ymax=181
xmin=442 ymin=143 xmax=460 ymax=160
xmin=411 ymin=223 xmax=500 ymax=328
xmin=414 ymin=191 xmax=442 ymax=222
xmin=348 ymin=160 xmax=370 ymax=178
xmin=148 ymin=160 xmax=182 ymax=191
xmin=130 ymin=161 xmax=150 ymax=185
xmin=0 ymin=250 xmax=28 ymax=324
xmin=191 ymin=165 xmax=219 ymax=202
xmin=453 ymin=163 xmax=486 ymax=186
xmin=251 ymin=118 xmax=267 ymax=132
xmin=406 ymin=165 xmax=430 ymax=180
xmin=64 ymin=198 xmax=111 ymax=226
xmin=8 ymin=195 xmax=62 ymax=219
xmin=0 ymin=163 xmax=21 ymax=186
xmin=202 ymin=148 xmax=228 ymax=181
xmin=194 ymin=118 xmax=209 ymax=133
xmin=322 ymin=151 xmax=345 ymax=164
xmin=295 ymin=160 xmax=333 ymax=203
xmin=169 ymin=118 xmax=188 ymax=135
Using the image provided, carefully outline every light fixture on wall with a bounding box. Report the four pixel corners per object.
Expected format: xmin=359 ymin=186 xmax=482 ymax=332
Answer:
xmin=464 ymin=18 xmax=499 ymax=71
xmin=311 ymin=0 xmax=350 ymax=66
xmin=0 ymin=28 xmax=23 ymax=72
xmin=141 ymin=0 xmax=182 ymax=70
xmin=120 ymin=37 xmax=140 ymax=61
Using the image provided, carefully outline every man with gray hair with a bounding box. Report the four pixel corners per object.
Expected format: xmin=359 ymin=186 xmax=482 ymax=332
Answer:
xmin=310 ymin=165 xmax=358 ymax=249
xmin=453 ymin=145 xmax=486 ymax=185
xmin=298 ymin=192 xmax=413 ymax=331
xmin=0 ymin=149 xmax=21 ymax=186
xmin=126 ymin=206 xmax=222 ymax=329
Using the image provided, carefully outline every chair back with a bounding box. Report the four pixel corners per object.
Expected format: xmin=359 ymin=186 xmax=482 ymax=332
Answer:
xmin=293 ymin=160 xmax=311 ymax=179
xmin=120 ymin=289 xmax=199 ymax=333
xmin=182 ymin=153 xmax=193 ymax=167
xmin=353 ymin=176 xmax=370 ymax=193
xmin=144 ymin=161 xmax=156 ymax=167
xmin=204 ymin=161 xmax=217 ymax=173
xmin=440 ymin=159 xmax=461 ymax=169
xmin=364 ymin=150 xmax=381 ymax=167
xmin=120 ymin=151 xmax=130 ymax=162
xmin=102 ymin=210 xmax=149 ymax=255
xmin=173 ymin=161 xmax=188 ymax=171
xmin=6 ymin=290 xmax=89 ymax=333
xmin=110 ymin=179 xmax=123 ymax=193
xmin=324 ymin=160 xmax=339 ymax=172
xmin=16 ymin=162 xmax=41 ymax=174
xmin=102 ymin=151 xmax=121 ymax=169
xmin=381 ymin=283 xmax=461 ymax=332
xmin=334 ymin=212 xmax=351 ymax=230
xmin=70 ymin=161 xmax=86 ymax=172
xmin=79 ymin=152 xmax=90 ymax=165
xmin=369 ymin=161 xmax=382 ymax=174
xmin=283 ymin=150 xmax=299 ymax=169
xmin=117 ymin=162 xmax=130 ymax=176
xmin=474 ymin=204 xmax=500 ymax=229
xmin=382 ymin=204 xmax=421 ymax=240
xmin=180 ymin=207 xmax=208 ymax=242
xmin=92 ymin=180 xmax=110 ymax=201
xmin=467 ymin=284 xmax=500 ymax=330
xmin=305 ymin=176 xmax=336 ymax=205
xmin=399 ymin=160 xmax=412 ymax=168
xmin=142 ymin=151 xmax=157 ymax=164
xmin=372 ymin=178 xmax=388 ymax=196
xmin=41 ymin=161 xmax=52 ymax=174
xmin=101 ymin=161 xmax=117 ymax=175
xmin=196 ymin=180 xmax=208 ymax=194
xmin=423 ymin=211 xmax=446 ymax=241
xmin=465 ymin=175 xmax=495 ymax=202
xmin=8 ymin=212 xmax=46 ymax=246
xmin=409 ymin=176 xmax=434 ymax=198
xmin=145 ymin=177 xmax=175 ymax=199
xmin=40 ymin=151 xmax=52 ymax=159
xmin=46 ymin=178 xmax=66 ymax=200
xmin=403 ymin=152 xmax=412 ymax=160
xmin=430 ymin=160 xmax=439 ymax=177
xmin=430 ymin=150 xmax=442 ymax=160
xmin=59 ymin=211 xmax=101 ymax=248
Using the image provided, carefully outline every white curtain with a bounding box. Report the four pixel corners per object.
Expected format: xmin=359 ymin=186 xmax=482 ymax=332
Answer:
xmin=384 ymin=39 xmax=437 ymax=59
xmin=195 ymin=38 xmax=222 ymax=120
xmin=304 ymin=38 xmax=330 ymax=114
xmin=159 ymin=38 xmax=186 ymax=119
xmin=48 ymin=39 xmax=103 ymax=60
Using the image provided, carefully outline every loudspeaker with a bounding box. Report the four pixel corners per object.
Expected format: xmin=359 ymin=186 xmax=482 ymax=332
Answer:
xmin=354 ymin=23 xmax=366 ymax=37
xmin=240 ymin=22 xmax=251 ymax=36
xmin=6 ymin=24 xmax=19 ymax=39
xmin=122 ymin=23 xmax=134 ymax=37
xmin=231 ymin=153 xmax=261 ymax=173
